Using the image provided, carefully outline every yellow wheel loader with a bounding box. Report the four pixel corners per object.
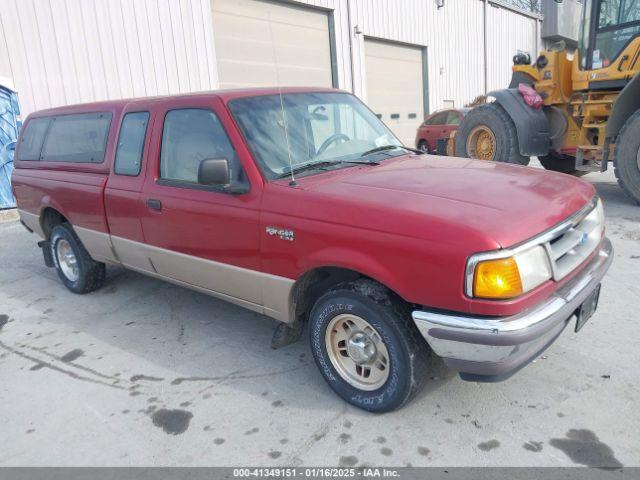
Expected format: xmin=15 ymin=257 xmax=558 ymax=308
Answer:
xmin=455 ymin=0 xmax=640 ymax=204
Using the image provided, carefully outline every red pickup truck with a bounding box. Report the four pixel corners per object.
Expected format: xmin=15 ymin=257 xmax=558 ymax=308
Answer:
xmin=12 ymin=87 xmax=612 ymax=412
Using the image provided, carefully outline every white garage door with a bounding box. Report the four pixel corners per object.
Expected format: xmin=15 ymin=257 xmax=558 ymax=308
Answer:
xmin=364 ymin=39 xmax=425 ymax=146
xmin=212 ymin=0 xmax=334 ymax=89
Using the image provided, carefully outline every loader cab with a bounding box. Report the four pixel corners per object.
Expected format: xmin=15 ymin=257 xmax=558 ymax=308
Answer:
xmin=578 ymin=0 xmax=640 ymax=71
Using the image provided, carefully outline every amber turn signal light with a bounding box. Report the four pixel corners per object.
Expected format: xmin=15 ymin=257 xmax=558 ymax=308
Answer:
xmin=473 ymin=257 xmax=524 ymax=299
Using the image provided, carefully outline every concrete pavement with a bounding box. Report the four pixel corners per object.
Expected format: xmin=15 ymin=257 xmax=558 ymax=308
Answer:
xmin=0 ymin=167 xmax=638 ymax=467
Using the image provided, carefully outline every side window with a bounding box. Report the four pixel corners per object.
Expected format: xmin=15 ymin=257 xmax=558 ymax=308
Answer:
xmin=447 ymin=112 xmax=462 ymax=125
xmin=435 ymin=112 xmax=449 ymax=124
xmin=114 ymin=112 xmax=150 ymax=176
xmin=427 ymin=112 xmax=447 ymax=125
xmin=41 ymin=112 xmax=112 ymax=163
xmin=17 ymin=118 xmax=50 ymax=160
xmin=160 ymin=108 xmax=246 ymax=188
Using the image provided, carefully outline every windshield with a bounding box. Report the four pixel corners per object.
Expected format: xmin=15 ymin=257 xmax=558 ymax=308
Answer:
xmin=578 ymin=0 xmax=593 ymax=68
xmin=581 ymin=0 xmax=640 ymax=69
xmin=228 ymin=92 xmax=402 ymax=180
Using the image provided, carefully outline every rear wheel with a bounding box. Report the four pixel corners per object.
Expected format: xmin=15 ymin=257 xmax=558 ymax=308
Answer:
xmin=455 ymin=103 xmax=529 ymax=165
xmin=50 ymin=224 xmax=105 ymax=294
xmin=614 ymin=110 xmax=640 ymax=205
xmin=539 ymin=152 xmax=587 ymax=177
xmin=308 ymin=279 xmax=430 ymax=413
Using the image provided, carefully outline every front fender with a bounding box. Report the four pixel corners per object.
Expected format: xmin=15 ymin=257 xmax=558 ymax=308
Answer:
xmin=489 ymin=88 xmax=550 ymax=157
xmin=297 ymin=247 xmax=407 ymax=300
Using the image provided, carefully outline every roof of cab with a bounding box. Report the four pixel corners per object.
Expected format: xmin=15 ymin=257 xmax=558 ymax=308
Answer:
xmin=26 ymin=86 xmax=345 ymax=118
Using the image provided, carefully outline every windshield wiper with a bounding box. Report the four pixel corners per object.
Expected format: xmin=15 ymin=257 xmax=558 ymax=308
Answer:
xmin=280 ymin=159 xmax=379 ymax=177
xmin=360 ymin=144 xmax=426 ymax=157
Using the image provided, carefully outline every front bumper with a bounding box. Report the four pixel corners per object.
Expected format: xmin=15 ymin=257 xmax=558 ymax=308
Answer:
xmin=412 ymin=237 xmax=613 ymax=381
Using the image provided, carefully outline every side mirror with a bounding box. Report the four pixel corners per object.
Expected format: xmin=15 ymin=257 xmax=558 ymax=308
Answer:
xmin=198 ymin=158 xmax=230 ymax=186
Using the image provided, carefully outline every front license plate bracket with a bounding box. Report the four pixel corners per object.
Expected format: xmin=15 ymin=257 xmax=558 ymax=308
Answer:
xmin=575 ymin=284 xmax=601 ymax=332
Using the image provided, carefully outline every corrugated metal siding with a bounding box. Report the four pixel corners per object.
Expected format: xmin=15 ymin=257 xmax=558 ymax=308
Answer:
xmin=0 ymin=0 xmax=218 ymax=118
xmin=348 ymin=0 xmax=430 ymax=102
xmin=428 ymin=0 xmax=485 ymax=109
xmin=292 ymin=0 xmax=353 ymax=91
xmin=486 ymin=2 xmax=540 ymax=92
xmin=0 ymin=0 xmax=542 ymax=118
xmin=342 ymin=0 xmax=539 ymax=110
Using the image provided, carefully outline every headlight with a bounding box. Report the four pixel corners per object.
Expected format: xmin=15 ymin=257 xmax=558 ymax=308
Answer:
xmin=469 ymin=245 xmax=552 ymax=299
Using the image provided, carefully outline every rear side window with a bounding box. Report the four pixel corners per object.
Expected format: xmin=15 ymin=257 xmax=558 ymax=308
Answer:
xmin=17 ymin=118 xmax=50 ymax=160
xmin=41 ymin=112 xmax=112 ymax=163
xmin=114 ymin=112 xmax=150 ymax=176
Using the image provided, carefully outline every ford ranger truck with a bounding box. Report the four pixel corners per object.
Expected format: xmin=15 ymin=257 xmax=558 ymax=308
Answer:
xmin=12 ymin=88 xmax=612 ymax=412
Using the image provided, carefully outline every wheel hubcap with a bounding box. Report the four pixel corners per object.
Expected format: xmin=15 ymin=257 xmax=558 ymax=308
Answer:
xmin=325 ymin=314 xmax=390 ymax=391
xmin=467 ymin=126 xmax=496 ymax=160
xmin=56 ymin=239 xmax=79 ymax=282
xmin=346 ymin=332 xmax=377 ymax=364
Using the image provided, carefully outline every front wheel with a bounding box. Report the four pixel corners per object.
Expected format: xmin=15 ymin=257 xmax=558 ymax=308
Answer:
xmin=614 ymin=110 xmax=640 ymax=205
xmin=455 ymin=103 xmax=529 ymax=165
xmin=50 ymin=224 xmax=106 ymax=294
xmin=309 ymin=279 xmax=430 ymax=413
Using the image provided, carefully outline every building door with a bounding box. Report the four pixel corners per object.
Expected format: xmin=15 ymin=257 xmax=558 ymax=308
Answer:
xmin=212 ymin=0 xmax=334 ymax=89
xmin=364 ymin=39 xmax=426 ymax=146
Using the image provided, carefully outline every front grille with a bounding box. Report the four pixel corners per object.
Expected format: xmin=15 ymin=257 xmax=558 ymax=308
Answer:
xmin=546 ymin=201 xmax=603 ymax=280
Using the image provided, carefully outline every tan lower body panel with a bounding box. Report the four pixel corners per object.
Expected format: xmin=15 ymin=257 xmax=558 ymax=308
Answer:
xmin=18 ymin=209 xmax=45 ymax=238
xmin=74 ymin=227 xmax=119 ymax=265
xmin=20 ymin=215 xmax=295 ymax=323
xmin=100 ymin=234 xmax=295 ymax=323
xmin=125 ymin=263 xmax=269 ymax=319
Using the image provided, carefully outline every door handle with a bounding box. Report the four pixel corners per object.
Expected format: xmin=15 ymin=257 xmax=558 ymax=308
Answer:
xmin=146 ymin=198 xmax=162 ymax=211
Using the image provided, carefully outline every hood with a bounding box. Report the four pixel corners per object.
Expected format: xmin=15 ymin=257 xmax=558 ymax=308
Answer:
xmin=283 ymin=154 xmax=595 ymax=249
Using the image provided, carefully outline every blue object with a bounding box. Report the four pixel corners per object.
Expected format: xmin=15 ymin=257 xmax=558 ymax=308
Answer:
xmin=0 ymin=84 xmax=21 ymax=209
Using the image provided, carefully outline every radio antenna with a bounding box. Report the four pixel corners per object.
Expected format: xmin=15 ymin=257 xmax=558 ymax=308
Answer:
xmin=267 ymin=13 xmax=297 ymax=187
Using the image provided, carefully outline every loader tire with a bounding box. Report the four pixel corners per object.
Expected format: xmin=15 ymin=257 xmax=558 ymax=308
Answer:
xmin=455 ymin=102 xmax=529 ymax=166
xmin=614 ymin=110 xmax=640 ymax=205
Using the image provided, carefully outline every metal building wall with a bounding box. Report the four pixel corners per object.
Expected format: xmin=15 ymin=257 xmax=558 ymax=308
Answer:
xmin=427 ymin=0 xmax=485 ymax=109
xmin=486 ymin=2 xmax=540 ymax=92
xmin=334 ymin=0 xmax=540 ymax=110
xmin=0 ymin=0 xmax=542 ymax=118
xmin=0 ymin=0 xmax=218 ymax=118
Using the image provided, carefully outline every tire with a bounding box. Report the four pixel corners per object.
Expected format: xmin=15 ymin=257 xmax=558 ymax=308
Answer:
xmin=455 ymin=102 xmax=530 ymax=166
xmin=417 ymin=140 xmax=430 ymax=154
xmin=539 ymin=152 xmax=588 ymax=177
xmin=614 ymin=110 xmax=640 ymax=205
xmin=50 ymin=223 xmax=105 ymax=294
xmin=308 ymin=279 xmax=430 ymax=413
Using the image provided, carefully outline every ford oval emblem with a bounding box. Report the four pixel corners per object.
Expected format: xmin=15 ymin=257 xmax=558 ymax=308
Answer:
xmin=579 ymin=232 xmax=588 ymax=245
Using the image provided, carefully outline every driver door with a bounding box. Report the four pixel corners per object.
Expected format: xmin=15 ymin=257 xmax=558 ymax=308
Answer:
xmin=139 ymin=98 xmax=263 ymax=307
